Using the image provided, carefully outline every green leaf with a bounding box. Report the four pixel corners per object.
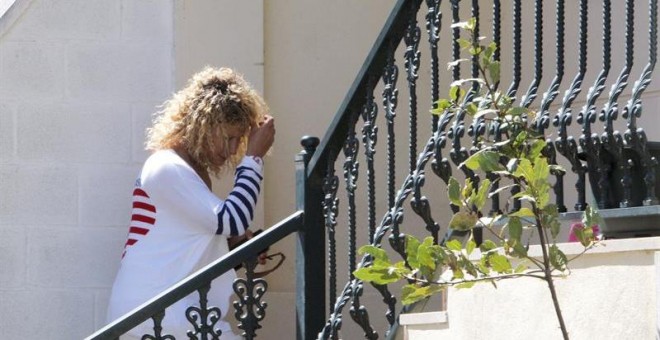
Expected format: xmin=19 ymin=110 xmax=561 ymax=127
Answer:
xmin=402 ymin=284 xmax=444 ymax=305
xmin=460 ymin=256 xmax=479 ymax=277
xmin=449 ymin=85 xmax=465 ymax=102
xmin=508 ymin=107 xmax=528 ymax=117
xmin=358 ymin=245 xmax=389 ymax=264
xmin=573 ymin=225 xmax=586 ymax=246
xmin=488 ymin=61 xmax=500 ymax=84
xmin=448 ymin=177 xmax=462 ymax=206
xmin=353 ymin=266 xmax=402 ymax=285
xmin=446 ymin=239 xmax=463 ymax=252
xmin=471 ymin=178 xmax=491 ymax=210
xmin=513 ymin=158 xmax=535 ymax=181
xmin=418 ymin=237 xmax=437 ymax=271
xmin=580 ymin=226 xmax=595 ymax=247
xmin=457 ymin=38 xmax=472 ymax=50
xmin=449 ymin=211 xmax=478 ymax=231
xmin=452 ymin=266 xmax=465 ymax=280
xmin=490 ymin=254 xmax=512 ymax=273
xmin=549 ymin=216 xmax=561 ymax=239
xmin=406 ymin=235 xmax=421 ymax=269
xmin=479 ymin=239 xmax=498 ymax=253
xmin=510 ymin=207 xmax=534 ymax=218
xmin=549 ymin=245 xmax=568 ymax=271
xmin=529 ymin=139 xmax=547 ymax=160
xmin=477 ymin=261 xmax=491 ymax=275
xmin=543 ymin=204 xmax=559 ymax=217
xmin=513 ymin=130 xmax=528 ymax=147
xmin=466 ymin=18 xmax=477 ymax=30
xmin=507 ymin=216 xmax=523 ymax=243
xmin=483 ymin=42 xmax=496 ymax=60
xmin=532 ymin=157 xmax=550 ymax=186
xmin=510 ymin=241 xmax=528 ymax=258
xmin=537 ymin=185 xmax=551 ymax=208
xmin=462 ymin=150 xmax=503 ymax=172
xmin=514 ymin=264 xmax=527 ymax=273
xmin=466 ymin=237 xmax=476 ymax=256
xmin=469 ymin=46 xmax=482 ymax=56
xmin=466 ymin=103 xmax=478 ymax=116
xmin=431 ymin=99 xmax=452 ymax=114
xmin=582 ymin=205 xmax=602 ymax=228
xmin=462 ymin=178 xmax=474 ymax=201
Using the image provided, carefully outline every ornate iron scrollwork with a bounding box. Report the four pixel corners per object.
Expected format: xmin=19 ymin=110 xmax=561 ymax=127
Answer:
xmin=344 ymin=115 xmax=360 ymax=277
xmin=361 ymin=77 xmax=379 ymax=243
xmin=383 ymin=44 xmax=405 ymax=259
xmin=323 ymin=155 xmax=339 ymax=313
xmin=426 ymin=0 xmax=442 ymax=130
xmin=142 ymin=311 xmax=175 ymax=340
xmin=600 ymin=0 xmax=634 ymax=208
xmin=554 ymin=0 xmax=588 ymax=211
xmin=233 ymin=259 xmax=267 ymax=339
xmin=578 ymin=0 xmax=611 ymax=210
xmin=404 ymin=0 xmax=421 ymax=174
xmin=623 ymin=0 xmax=659 ymax=206
xmin=186 ymin=284 xmax=222 ymax=339
xmin=318 ymin=282 xmax=352 ymax=340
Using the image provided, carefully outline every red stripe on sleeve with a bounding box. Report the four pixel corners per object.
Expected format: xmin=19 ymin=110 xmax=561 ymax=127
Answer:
xmin=131 ymin=214 xmax=156 ymax=224
xmin=132 ymin=201 xmax=156 ymax=213
xmin=125 ymin=238 xmax=137 ymax=246
xmin=129 ymin=226 xmax=150 ymax=235
xmin=133 ymin=188 xmax=150 ymax=198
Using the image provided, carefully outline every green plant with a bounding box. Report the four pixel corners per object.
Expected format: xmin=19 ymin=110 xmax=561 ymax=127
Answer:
xmin=354 ymin=19 xmax=599 ymax=340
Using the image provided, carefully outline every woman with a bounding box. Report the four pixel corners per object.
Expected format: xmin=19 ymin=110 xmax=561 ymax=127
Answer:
xmin=106 ymin=67 xmax=275 ymax=339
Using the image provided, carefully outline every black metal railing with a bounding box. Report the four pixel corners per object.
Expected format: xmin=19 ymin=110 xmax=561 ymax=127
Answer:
xmin=309 ymin=0 xmax=659 ymax=339
xmin=86 ymin=211 xmax=303 ymax=340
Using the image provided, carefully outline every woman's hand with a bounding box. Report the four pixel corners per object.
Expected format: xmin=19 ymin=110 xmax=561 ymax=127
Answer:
xmin=246 ymin=115 xmax=275 ymax=158
xmin=228 ymin=229 xmax=268 ymax=265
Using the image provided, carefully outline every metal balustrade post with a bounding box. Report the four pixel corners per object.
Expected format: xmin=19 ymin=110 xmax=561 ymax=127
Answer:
xmin=295 ymin=136 xmax=325 ymax=340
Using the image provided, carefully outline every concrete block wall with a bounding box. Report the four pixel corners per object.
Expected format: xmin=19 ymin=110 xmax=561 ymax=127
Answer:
xmin=0 ymin=0 xmax=174 ymax=338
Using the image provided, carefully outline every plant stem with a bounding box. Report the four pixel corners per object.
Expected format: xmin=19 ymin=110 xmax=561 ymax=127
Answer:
xmin=535 ymin=211 xmax=569 ymax=340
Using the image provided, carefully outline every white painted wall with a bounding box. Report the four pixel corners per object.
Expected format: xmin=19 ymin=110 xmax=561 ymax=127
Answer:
xmin=0 ymin=0 xmax=174 ymax=338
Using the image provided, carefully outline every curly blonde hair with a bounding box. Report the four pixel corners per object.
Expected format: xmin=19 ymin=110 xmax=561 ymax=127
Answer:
xmin=146 ymin=67 xmax=267 ymax=174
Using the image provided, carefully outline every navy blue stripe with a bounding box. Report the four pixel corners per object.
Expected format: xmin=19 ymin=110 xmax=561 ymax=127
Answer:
xmin=241 ymin=176 xmax=261 ymax=194
xmin=228 ymin=199 xmax=249 ymax=230
xmin=216 ymin=209 xmax=225 ymax=234
xmin=236 ymin=182 xmax=257 ymax=202
xmin=228 ymin=208 xmax=238 ymax=235
xmin=231 ymin=191 xmax=254 ymax=220
xmin=236 ymin=166 xmax=263 ymax=180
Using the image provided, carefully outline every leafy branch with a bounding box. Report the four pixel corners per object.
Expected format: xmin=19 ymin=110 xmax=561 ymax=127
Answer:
xmin=354 ymin=18 xmax=599 ymax=340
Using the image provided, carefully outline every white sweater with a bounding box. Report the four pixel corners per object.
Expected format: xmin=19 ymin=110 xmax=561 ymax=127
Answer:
xmin=107 ymin=149 xmax=263 ymax=339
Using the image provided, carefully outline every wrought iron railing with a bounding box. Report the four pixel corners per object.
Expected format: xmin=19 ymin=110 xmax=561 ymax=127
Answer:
xmin=310 ymin=0 xmax=659 ymax=338
xmin=86 ymin=211 xmax=303 ymax=340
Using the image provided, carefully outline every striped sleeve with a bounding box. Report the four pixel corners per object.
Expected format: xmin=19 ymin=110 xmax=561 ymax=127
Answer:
xmin=216 ymin=156 xmax=264 ymax=236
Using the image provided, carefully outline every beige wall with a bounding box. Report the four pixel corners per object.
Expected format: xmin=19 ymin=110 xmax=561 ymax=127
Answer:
xmin=401 ymin=237 xmax=660 ymax=340
xmin=174 ymin=0 xmax=266 ymax=241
